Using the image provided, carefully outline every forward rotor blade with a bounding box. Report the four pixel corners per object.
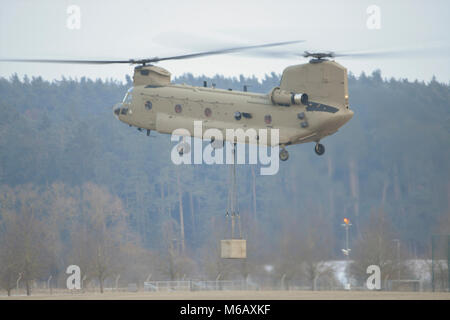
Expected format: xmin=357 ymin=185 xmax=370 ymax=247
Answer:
xmin=233 ymin=50 xmax=304 ymax=59
xmin=0 ymin=58 xmax=132 ymax=64
xmin=0 ymin=40 xmax=305 ymax=65
xmin=147 ymin=40 xmax=305 ymax=63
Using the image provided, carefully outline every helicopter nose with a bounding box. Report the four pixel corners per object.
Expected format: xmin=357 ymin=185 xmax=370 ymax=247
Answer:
xmin=113 ymin=103 xmax=121 ymax=119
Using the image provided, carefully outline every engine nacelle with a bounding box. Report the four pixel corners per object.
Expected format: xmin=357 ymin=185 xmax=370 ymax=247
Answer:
xmin=270 ymin=87 xmax=308 ymax=106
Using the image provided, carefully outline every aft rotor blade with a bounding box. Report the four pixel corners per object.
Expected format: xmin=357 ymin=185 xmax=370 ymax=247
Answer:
xmin=234 ymin=44 xmax=450 ymax=60
xmin=333 ymin=49 xmax=412 ymax=59
xmin=333 ymin=46 xmax=450 ymax=59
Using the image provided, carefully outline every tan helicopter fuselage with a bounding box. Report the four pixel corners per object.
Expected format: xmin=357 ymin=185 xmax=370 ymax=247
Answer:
xmin=113 ymin=60 xmax=354 ymax=147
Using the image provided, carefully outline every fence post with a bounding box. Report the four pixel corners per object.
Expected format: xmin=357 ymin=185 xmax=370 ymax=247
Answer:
xmin=115 ymin=274 xmax=120 ymax=291
xmin=81 ymin=275 xmax=87 ymax=293
xmin=16 ymin=273 xmax=22 ymax=293
xmin=448 ymin=235 xmax=450 ymax=292
xmin=281 ymin=274 xmax=286 ymax=290
xmin=216 ymin=274 xmax=221 ymax=291
xmin=431 ymin=235 xmax=435 ymax=292
xmin=47 ymin=275 xmax=52 ymax=294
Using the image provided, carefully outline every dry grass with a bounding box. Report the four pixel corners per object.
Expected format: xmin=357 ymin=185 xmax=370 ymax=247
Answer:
xmin=2 ymin=290 xmax=450 ymax=300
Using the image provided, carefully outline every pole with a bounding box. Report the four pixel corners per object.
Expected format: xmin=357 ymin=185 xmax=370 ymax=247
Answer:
xmin=393 ymin=239 xmax=400 ymax=280
xmin=216 ymin=273 xmax=221 ymax=290
xmin=281 ymin=274 xmax=286 ymax=290
xmin=346 ymin=225 xmax=349 ymax=288
xmin=115 ymin=274 xmax=120 ymax=291
xmin=47 ymin=275 xmax=52 ymax=294
xmin=346 ymin=226 xmax=349 ymax=255
xmin=342 ymin=219 xmax=352 ymax=290
xmin=81 ymin=275 xmax=87 ymax=292
xmin=398 ymin=241 xmax=400 ymax=280
xmin=16 ymin=273 xmax=22 ymax=292
xmin=448 ymin=235 xmax=450 ymax=292
xmin=432 ymin=235 xmax=435 ymax=292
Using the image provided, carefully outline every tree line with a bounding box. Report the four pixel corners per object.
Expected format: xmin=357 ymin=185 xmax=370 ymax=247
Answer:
xmin=0 ymin=69 xmax=449 ymax=294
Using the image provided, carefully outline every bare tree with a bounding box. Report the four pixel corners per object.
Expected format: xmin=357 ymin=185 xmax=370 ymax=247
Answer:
xmin=119 ymin=242 xmax=157 ymax=288
xmin=349 ymin=208 xmax=411 ymax=288
xmin=69 ymin=183 xmax=129 ymax=293
xmin=43 ymin=182 xmax=78 ymax=288
xmin=0 ymin=185 xmax=52 ymax=295
xmin=300 ymin=245 xmax=335 ymax=290
xmin=159 ymin=218 xmax=196 ymax=280
xmin=426 ymin=210 xmax=450 ymax=291
xmin=0 ymin=211 xmax=21 ymax=296
xmin=297 ymin=214 xmax=336 ymax=290
xmin=275 ymin=211 xmax=303 ymax=290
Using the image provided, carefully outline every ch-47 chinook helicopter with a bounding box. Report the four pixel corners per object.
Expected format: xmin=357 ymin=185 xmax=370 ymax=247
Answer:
xmin=112 ymin=45 xmax=354 ymax=161
xmin=115 ymin=57 xmax=353 ymax=161
xmin=111 ymin=41 xmax=355 ymax=161
xmin=2 ymin=40 xmax=393 ymax=161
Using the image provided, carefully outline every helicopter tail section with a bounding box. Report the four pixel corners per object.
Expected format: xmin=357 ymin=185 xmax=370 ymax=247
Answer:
xmin=279 ymin=60 xmax=349 ymax=109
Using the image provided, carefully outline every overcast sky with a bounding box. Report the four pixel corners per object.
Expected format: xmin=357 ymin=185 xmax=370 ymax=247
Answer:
xmin=0 ymin=0 xmax=449 ymax=83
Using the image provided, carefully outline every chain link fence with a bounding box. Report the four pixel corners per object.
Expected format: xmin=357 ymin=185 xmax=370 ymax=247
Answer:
xmin=144 ymin=279 xmax=259 ymax=292
xmin=431 ymin=234 xmax=450 ymax=292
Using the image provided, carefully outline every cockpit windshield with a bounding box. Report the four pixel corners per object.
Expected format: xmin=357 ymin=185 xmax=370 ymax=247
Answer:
xmin=113 ymin=87 xmax=133 ymax=118
xmin=122 ymin=87 xmax=133 ymax=104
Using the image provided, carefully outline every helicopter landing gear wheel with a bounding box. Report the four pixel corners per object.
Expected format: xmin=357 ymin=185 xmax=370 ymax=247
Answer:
xmin=279 ymin=147 xmax=289 ymax=161
xmin=314 ymin=143 xmax=325 ymax=156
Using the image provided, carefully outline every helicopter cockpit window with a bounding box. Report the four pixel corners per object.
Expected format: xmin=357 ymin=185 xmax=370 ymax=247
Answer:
xmin=122 ymin=87 xmax=134 ymax=105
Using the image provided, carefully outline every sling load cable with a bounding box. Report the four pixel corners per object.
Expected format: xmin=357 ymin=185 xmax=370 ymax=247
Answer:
xmin=226 ymin=159 xmax=233 ymax=237
xmin=225 ymin=147 xmax=232 ymax=236
xmin=235 ymin=146 xmax=242 ymax=239
xmin=226 ymin=143 xmax=242 ymax=239
xmin=228 ymin=143 xmax=236 ymax=239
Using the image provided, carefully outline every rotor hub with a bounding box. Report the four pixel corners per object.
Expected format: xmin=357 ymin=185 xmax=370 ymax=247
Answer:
xmin=303 ymin=51 xmax=335 ymax=63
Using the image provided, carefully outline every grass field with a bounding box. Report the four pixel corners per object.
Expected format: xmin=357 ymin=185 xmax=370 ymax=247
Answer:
xmin=2 ymin=290 xmax=450 ymax=300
